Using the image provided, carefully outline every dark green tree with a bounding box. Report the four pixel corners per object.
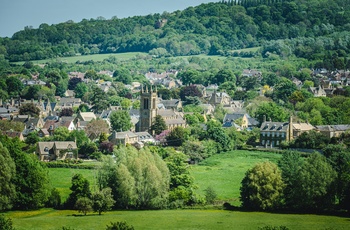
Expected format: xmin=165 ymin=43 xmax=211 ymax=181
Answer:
xmin=113 ymin=68 xmax=132 ymax=85
xmin=19 ymin=103 xmax=40 ymax=117
xmin=110 ymin=110 xmax=132 ymax=132
xmin=151 ymin=115 xmax=167 ymax=135
xmin=6 ymin=76 xmax=24 ymax=97
xmin=65 ymin=174 xmax=91 ymax=209
xmin=0 ymin=214 xmax=15 ymax=230
xmin=0 ymin=143 xmax=16 ymax=211
xmin=90 ymin=86 xmax=109 ymax=113
xmin=68 ymin=77 xmax=83 ymax=90
xmin=166 ymin=127 xmax=189 ymax=146
xmin=74 ymin=197 xmax=92 ymax=215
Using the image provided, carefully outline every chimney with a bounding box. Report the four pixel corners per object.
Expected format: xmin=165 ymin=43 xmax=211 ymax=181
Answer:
xmin=0 ymin=98 xmax=2 ymax=107
xmin=263 ymin=115 xmax=266 ymax=123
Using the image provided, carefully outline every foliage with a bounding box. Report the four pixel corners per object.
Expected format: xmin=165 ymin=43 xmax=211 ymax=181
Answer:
xmin=65 ymin=174 xmax=91 ymax=209
xmin=151 ymin=115 xmax=167 ymax=135
xmin=296 ymin=153 xmax=336 ymax=211
xmin=98 ymin=147 xmax=170 ymax=209
xmin=90 ymin=86 xmax=109 ymax=113
xmin=59 ymin=108 xmax=74 ymax=117
xmin=254 ymin=102 xmax=289 ymax=125
xmin=0 ymin=135 xmax=51 ymax=210
xmin=204 ymin=186 xmax=217 ymax=205
xmin=18 ymin=103 xmax=40 ymax=117
xmin=91 ymin=187 xmax=115 ymax=215
xmin=179 ymin=85 xmax=203 ymax=102
xmin=85 ymin=119 xmax=110 ymax=140
xmin=106 ymin=221 xmax=134 ymax=230
xmin=74 ymin=197 xmax=92 ymax=215
xmin=68 ymin=77 xmax=83 ymax=90
xmin=166 ymin=127 xmax=189 ymax=147
xmin=0 ymin=214 xmax=15 ymax=230
xmin=240 ymin=161 xmax=284 ymax=211
xmin=0 ymin=143 xmax=16 ymax=211
xmin=110 ymin=110 xmax=132 ymax=132
xmin=46 ymin=188 xmax=61 ymax=209
xmin=0 ymin=120 xmax=24 ymax=132
xmin=290 ymin=130 xmax=330 ymax=149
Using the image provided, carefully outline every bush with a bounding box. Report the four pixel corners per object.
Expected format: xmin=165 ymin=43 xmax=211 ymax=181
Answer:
xmin=204 ymin=186 xmax=217 ymax=205
xmin=106 ymin=221 xmax=134 ymax=230
xmin=0 ymin=215 xmax=15 ymax=230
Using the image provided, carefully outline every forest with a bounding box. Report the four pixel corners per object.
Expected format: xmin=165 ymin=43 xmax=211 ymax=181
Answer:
xmin=0 ymin=0 xmax=350 ymax=64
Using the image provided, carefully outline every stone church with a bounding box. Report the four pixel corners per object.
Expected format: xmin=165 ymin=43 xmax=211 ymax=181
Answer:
xmin=138 ymin=86 xmax=186 ymax=133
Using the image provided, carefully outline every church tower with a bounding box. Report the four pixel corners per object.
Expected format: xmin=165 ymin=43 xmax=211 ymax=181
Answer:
xmin=139 ymin=85 xmax=157 ymax=132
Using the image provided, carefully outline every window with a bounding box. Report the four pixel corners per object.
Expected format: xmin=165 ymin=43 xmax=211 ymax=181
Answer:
xmin=143 ymin=98 xmax=149 ymax=109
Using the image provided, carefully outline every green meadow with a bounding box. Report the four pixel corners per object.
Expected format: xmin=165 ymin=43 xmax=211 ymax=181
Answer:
xmin=6 ymin=150 xmax=350 ymax=230
xmin=6 ymin=209 xmax=350 ymax=230
xmin=191 ymin=150 xmax=282 ymax=206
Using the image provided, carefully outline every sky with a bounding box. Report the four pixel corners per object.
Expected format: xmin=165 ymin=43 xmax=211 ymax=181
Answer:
xmin=0 ymin=0 xmax=216 ymax=38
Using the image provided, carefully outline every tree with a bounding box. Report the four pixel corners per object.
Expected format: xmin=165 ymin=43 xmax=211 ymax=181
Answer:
xmin=53 ymin=126 xmax=70 ymax=141
xmin=204 ymin=186 xmax=217 ymax=205
xmin=110 ymin=110 xmax=132 ymax=132
xmin=59 ymin=108 xmax=74 ymax=117
xmin=66 ymin=174 xmax=91 ymax=209
xmin=211 ymin=69 xmax=236 ymax=85
xmin=297 ymin=153 xmax=336 ymax=211
xmin=68 ymin=77 xmax=83 ymax=90
xmin=6 ymin=76 xmax=24 ymax=97
xmin=74 ymin=82 xmax=89 ymax=98
xmin=166 ymin=127 xmax=189 ymax=146
xmin=151 ymin=115 xmax=167 ymax=135
xmin=85 ymin=119 xmax=109 ymax=140
xmin=91 ymin=187 xmax=115 ymax=215
xmin=278 ymin=151 xmax=304 ymax=210
xmin=98 ymin=147 xmax=169 ymax=209
xmin=19 ymin=103 xmax=40 ymax=117
xmin=179 ymin=85 xmax=203 ymax=101
xmin=254 ymin=102 xmax=289 ymax=125
xmin=0 ymin=143 xmax=16 ymax=211
xmin=240 ymin=161 xmax=284 ymax=211
xmin=113 ymin=68 xmax=132 ymax=85
xmin=90 ymin=86 xmax=109 ymax=113
xmin=74 ymin=197 xmax=92 ymax=215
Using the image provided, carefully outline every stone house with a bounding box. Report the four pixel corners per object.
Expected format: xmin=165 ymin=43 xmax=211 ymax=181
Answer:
xmin=37 ymin=141 xmax=77 ymax=161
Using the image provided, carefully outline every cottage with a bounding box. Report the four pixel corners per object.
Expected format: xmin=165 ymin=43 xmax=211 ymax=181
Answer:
xmin=37 ymin=141 xmax=77 ymax=161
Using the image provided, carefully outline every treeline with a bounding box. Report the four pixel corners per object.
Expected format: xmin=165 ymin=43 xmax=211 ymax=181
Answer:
xmin=1 ymin=0 xmax=350 ymax=61
xmin=240 ymin=150 xmax=350 ymax=212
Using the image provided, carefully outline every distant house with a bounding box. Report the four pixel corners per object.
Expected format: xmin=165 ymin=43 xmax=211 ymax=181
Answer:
xmin=260 ymin=116 xmax=293 ymax=148
xmin=76 ymin=112 xmax=96 ymax=122
xmin=292 ymin=122 xmax=315 ymax=138
xmin=223 ymin=113 xmax=258 ymax=130
xmin=2 ymin=131 xmax=24 ymax=141
xmin=308 ymin=86 xmax=327 ymax=97
xmin=316 ymin=125 xmax=350 ymax=138
xmin=159 ymin=99 xmax=182 ymax=110
xmin=109 ymin=131 xmax=139 ymax=146
xmin=37 ymin=141 xmax=77 ymax=161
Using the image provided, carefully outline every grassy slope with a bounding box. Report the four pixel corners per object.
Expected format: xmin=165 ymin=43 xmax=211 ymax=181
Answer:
xmin=6 ymin=209 xmax=350 ymax=230
xmin=191 ymin=150 xmax=282 ymax=206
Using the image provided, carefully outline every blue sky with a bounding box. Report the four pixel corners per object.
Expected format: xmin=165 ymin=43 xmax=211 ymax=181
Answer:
xmin=0 ymin=0 xmax=215 ymax=38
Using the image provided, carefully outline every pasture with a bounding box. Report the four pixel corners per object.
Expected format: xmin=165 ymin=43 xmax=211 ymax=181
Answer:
xmin=8 ymin=150 xmax=348 ymax=229
xmin=6 ymin=208 xmax=350 ymax=230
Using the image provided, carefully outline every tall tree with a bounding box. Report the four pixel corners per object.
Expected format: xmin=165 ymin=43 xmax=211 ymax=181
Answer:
xmin=65 ymin=174 xmax=91 ymax=209
xmin=90 ymin=86 xmax=109 ymax=113
xmin=0 ymin=143 xmax=16 ymax=211
xmin=110 ymin=110 xmax=132 ymax=132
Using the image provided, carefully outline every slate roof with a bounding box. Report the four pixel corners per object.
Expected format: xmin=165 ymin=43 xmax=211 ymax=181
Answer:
xmin=260 ymin=122 xmax=289 ymax=132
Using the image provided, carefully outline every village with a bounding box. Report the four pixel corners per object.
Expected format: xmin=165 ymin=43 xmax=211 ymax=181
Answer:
xmin=1 ymin=67 xmax=350 ymax=162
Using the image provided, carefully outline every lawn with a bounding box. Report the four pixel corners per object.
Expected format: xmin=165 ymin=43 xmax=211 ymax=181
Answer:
xmin=48 ymin=167 xmax=98 ymax=202
xmin=190 ymin=150 xmax=282 ymax=206
xmin=5 ymin=208 xmax=350 ymax=230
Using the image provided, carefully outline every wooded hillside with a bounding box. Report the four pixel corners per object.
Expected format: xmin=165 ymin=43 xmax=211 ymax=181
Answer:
xmin=1 ymin=0 xmax=350 ymax=62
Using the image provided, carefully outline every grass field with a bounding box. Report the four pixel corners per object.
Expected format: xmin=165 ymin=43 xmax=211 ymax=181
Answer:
xmin=6 ymin=150 xmax=350 ymax=229
xmin=5 ymin=208 xmax=350 ymax=230
xmin=48 ymin=168 xmax=98 ymax=202
xmin=191 ymin=150 xmax=282 ymax=206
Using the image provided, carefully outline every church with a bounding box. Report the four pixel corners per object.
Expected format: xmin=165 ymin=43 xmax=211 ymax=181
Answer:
xmin=137 ymin=86 xmax=186 ymax=133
